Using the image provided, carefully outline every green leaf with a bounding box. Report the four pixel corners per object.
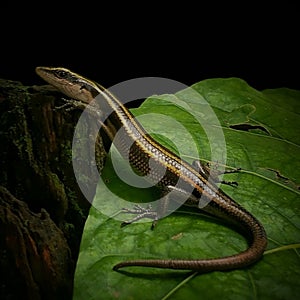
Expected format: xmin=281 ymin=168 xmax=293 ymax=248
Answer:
xmin=73 ymin=78 xmax=300 ymax=300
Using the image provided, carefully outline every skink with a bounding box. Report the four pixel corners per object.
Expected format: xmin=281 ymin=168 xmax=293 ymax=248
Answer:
xmin=35 ymin=66 xmax=267 ymax=272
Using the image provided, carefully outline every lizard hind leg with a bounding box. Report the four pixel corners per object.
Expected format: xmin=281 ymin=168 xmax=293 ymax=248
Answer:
xmin=192 ymin=159 xmax=240 ymax=187
xmin=119 ymin=187 xmax=177 ymax=230
xmin=120 ymin=204 xmax=159 ymax=229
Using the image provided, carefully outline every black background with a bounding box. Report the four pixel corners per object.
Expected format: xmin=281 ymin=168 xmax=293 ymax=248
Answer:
xmin=1 ymin=4 xmax=299 ymax=92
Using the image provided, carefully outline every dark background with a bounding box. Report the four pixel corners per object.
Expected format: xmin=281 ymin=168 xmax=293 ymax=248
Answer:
xmin=1 ymin=4 xmax=299 ymax=92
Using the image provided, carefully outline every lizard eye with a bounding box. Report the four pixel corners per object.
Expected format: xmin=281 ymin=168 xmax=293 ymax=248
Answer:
xmin=55 ymin=70 xmax=68 ymax=79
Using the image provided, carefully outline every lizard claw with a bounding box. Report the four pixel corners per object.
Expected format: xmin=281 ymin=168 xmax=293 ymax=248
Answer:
xmin=120 ymin=204 xmax=158 ymax=229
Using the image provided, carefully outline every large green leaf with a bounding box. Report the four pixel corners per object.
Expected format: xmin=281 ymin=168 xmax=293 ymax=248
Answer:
xmin=73 ymin=78 xmax=300 ymax=300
